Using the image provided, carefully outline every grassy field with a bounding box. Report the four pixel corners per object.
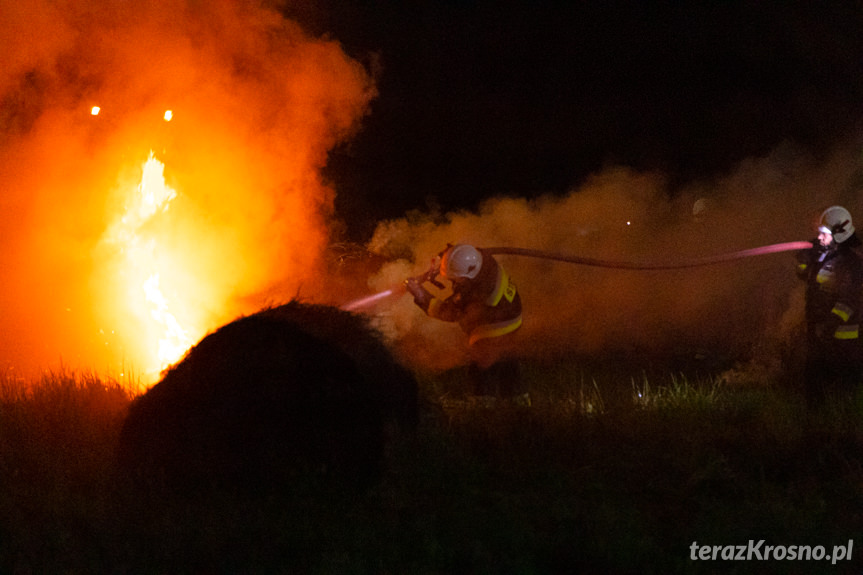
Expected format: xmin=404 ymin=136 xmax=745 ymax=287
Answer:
xmin=1 ymin=362 xmax=861 ymax=574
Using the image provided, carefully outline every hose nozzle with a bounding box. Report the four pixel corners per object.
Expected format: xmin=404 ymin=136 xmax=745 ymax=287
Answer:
xmin=410 ymin=257 xmax=444 ymax=289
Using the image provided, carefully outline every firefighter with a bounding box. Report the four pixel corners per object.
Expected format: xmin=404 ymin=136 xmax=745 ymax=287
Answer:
xmin=796 ymin=205 xmax=863 ymax=403
xmin=404 ymin=243 xmax=529 ymax=406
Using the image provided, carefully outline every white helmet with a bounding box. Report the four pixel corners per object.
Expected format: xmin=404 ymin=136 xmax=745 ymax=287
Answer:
xmin=819 ymin=205 xmax=855 ymax=243
xmin=441 ymin=244 xmax=483 ymax=280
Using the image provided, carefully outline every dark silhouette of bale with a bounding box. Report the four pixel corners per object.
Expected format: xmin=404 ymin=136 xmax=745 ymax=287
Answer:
xmin=117 ymin=301 xmax=417 ymax=495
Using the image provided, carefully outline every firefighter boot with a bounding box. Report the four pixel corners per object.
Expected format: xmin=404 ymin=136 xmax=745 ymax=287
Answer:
xmin=470 ymin=359 xmax=530 ymax=408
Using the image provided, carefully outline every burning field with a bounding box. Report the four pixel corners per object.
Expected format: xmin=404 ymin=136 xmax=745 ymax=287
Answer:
xmin=2 ymin=2 xmax=863 ymax=571
xmin=1 ymin=0 xmax=375 ymax=382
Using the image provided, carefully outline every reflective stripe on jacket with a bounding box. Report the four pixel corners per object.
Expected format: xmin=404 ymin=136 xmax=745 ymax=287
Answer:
xmin=427 ymin=250 xmax=522 ymax=344
xmin=797 ymin=237 xmax=863 ymax=342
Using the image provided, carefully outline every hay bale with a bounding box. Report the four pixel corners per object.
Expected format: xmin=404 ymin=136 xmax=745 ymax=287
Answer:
xmin=117 ymin=301 xmax=417 ymax=494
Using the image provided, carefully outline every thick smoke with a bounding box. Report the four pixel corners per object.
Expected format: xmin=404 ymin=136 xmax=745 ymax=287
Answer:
xmin=366 ymin=140 xmax=863 ymax=373
xmin=0 ymin=0 xmax=375 ymax=379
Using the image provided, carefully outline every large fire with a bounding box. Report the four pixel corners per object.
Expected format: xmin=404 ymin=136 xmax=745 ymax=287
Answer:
xmin=102 ymin=152 xmax=196 ymax=378
xmin=0 ymin=1 xmax=376 ymax=388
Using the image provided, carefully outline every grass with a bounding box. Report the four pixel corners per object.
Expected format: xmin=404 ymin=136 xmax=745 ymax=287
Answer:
xmin=1 ymin=362 xmax=862 ymax=574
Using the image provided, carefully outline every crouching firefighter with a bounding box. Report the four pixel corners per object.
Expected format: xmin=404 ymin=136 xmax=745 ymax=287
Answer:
xmin=796 ymin=205 xmax=863 ymax=403
xmin=405 ymin=244 xmax=529 ymax=406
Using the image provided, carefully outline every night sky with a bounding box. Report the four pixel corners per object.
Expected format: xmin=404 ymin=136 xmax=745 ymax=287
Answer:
xmin=285 ymin=1 xmax=863 ymax=241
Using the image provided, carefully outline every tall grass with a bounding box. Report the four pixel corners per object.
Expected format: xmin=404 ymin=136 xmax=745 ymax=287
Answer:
xmin=0 ymin=370 xmax=133 ymax=572
xmin=1 ymin=361 xmax=861 ymax=574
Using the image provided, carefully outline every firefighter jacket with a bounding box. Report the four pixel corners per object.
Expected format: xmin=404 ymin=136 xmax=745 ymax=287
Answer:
xmin=427 ymin=250 xmax=522 ymax=345
xmin=796 ymin=234 xmax=863 ymax=343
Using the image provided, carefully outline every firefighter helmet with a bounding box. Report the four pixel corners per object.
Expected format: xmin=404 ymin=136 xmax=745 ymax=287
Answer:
xmin=441 ymin=244 xmax=483 ymax=280
xmin=819 ymin=206 xmax=855 ymax=244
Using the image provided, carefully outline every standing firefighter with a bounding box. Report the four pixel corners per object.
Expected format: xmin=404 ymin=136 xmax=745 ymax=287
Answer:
xmin=796 ymin=205 xmax=863 ymax=402
xmin=405 ymin=244 xmax=529 ymax=405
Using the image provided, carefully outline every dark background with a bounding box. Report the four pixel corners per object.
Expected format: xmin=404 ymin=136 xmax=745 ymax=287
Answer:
xmin=284 ymin=1 xmax=863 ymax=242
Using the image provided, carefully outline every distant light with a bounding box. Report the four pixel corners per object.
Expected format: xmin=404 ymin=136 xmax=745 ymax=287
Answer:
xmin=626 ymin=221 xmax=631 ymax=226
xmin=91 ymin=106 xmax=101 ymax=116
xmin=163 ymin=110 xmax=173 ymax=122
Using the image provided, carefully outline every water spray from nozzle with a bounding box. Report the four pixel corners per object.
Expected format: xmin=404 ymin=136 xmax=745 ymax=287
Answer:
xmin=340 ymin=254 xmax=444 ymax=312
xmin=340 ymin=288 xmax=397 ymax=311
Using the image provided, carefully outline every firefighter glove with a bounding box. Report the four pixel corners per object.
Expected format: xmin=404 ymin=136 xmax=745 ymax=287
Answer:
xmin=404 ymin=278 xmax=433 ymax=312
xmin=814 ymin=317 xmax=842 ymax=342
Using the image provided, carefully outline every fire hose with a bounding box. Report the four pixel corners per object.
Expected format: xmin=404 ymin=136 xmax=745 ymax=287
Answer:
xmin=340 ymin=240 xmax=814 ymax=311
xmin=484 ymin=240 xmax=814 ymax=270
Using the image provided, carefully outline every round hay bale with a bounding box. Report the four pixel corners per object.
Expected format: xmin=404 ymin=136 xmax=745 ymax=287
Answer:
xmin=117 ymin=301 xmax=417 ymax=494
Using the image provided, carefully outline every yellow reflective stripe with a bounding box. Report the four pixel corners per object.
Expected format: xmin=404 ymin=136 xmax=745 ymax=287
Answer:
xmin=816 ymin=269 xmax=832 ymax=284
xmin=798 ymin=263 xmax=808 ymax=272
xmin=832 ymin=302 xmax=853 ymax=322
xmin=485 ymin=265 xmax=509 ymax=306
xmin=834 ymin=324 xmax=859 ymax=339
xmin=427 ymin=298 xmax=442 ymax=318
xmin=468 ymin=315 xmax=522 ymax=345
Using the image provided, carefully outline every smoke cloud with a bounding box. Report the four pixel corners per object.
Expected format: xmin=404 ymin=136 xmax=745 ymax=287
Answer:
xmin=0 ymin=0 xmax=375 ymax=379
xmin=366 ymin=138 xmax=863 ymax=373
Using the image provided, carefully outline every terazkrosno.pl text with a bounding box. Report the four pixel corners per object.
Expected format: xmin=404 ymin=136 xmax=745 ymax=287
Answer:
xmin=690 ymin=540 xmax=853 ymax=564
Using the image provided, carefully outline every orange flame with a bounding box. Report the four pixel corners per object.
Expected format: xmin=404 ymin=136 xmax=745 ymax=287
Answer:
xmin=102 ymin=152 xmax=200 ymax=380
